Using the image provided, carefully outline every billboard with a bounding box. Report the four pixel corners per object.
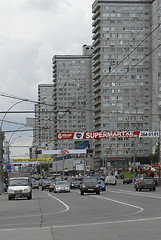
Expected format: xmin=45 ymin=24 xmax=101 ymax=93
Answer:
xmin=74 ymin=141 xmax=89 ymax=149
xmin=56 ymin=131 xmax=159 ymax=140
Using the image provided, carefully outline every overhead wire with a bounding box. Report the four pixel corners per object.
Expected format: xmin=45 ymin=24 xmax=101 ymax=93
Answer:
xmin=0 ymin=6 xmax=161 ymax=115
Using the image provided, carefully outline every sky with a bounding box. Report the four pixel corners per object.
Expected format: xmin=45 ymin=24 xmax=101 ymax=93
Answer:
xmin=0 ymin=0 xmax=94 ymax=159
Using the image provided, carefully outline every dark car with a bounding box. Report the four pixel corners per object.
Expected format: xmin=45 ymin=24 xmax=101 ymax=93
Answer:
xmin=135 ymin=177 xmax=156 ymax=191
xmin=123 ymin=178 xmax=132 ymax=184
xmin=70 ymin=180 xmax=81 ymax=189
xmin=41 ymin=179 xmax=52 ymax=191
xmin=80 ymin=177 xmax=100 ymax=195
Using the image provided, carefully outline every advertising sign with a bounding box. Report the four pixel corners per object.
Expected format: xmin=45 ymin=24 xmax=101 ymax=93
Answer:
xmin=57 ymin=131 xmax=159 ymax=140
xmin=42 ymin=149 xmax=86 ymax=154
xmin=74 ymin=141 xmax=89 ymax=149
xmin=13 ymin=158 xmax=53 ymax=162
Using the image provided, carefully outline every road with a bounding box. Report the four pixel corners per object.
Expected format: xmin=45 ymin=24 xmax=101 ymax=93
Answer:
xmin=1 ymin=181 xmax=161 ymax=240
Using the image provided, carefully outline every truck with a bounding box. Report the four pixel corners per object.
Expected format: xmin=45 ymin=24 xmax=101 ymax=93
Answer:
xmin=105 ymin=175 xmax=117 ymax=185
xmin=7 ymin=173 xmax=32 ymax=200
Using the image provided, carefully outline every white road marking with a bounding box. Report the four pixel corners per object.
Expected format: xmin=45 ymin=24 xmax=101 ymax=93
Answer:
xmin=107 ymin=188 xmax=161 ymax=199
xmin=1 ymin=216 xmax=161 ymax=231
xmin=92 ymin=195 xmax=144 ymax=213
xmin=0 ymin=191 xmax=70 ymax=220
xmin=46 ymin=192 xmax=70 ymax=213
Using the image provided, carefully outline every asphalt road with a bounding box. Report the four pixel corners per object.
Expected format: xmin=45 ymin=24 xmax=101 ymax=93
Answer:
xmin=1 ymin=181 xmax=161 ymax=240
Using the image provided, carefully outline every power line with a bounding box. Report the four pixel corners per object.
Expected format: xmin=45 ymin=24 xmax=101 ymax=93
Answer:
xmin=0 ymin=119 xmax=25 ymax=125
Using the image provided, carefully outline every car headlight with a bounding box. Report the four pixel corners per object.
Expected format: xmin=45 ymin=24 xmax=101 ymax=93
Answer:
xmin=23 ymin=189 xmax=28 ymax=193
xmin=8 ymin=189 xmax=14 ymax=193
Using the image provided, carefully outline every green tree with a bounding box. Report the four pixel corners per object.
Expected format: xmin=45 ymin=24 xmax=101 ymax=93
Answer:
xmin=148 ymin=145 xmax=159 ymax=164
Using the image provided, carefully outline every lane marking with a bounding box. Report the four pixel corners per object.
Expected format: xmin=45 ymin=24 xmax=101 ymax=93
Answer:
xmin=107 ymin=189 xmax=161 ymax=199
xmin=92 ymin=195 xmax=144 ymax=213
xmin=46 ymin=192 xmax=70 ymax=213
xmin=1 ymin=216 xmax=161 ymax=231
xmin=0 ymin=191 xmax=70 ymax=220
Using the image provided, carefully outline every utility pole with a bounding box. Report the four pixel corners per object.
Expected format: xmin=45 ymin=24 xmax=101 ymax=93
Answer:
xmin=0 ymin=129 xmax=4 ymax=193
xmin=62 ymin=155 xmax=65 ymax=180
xmin=158 ymin=120 xmax=161 ymax=185
xmin=132 ymin=141 xmax=136 ymax=183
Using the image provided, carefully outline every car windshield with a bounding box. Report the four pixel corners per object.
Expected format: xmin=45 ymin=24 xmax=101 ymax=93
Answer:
xmin=56 ymin=181 xmax=68 ymax=185
xmin=10 ymin=179 xmax=29 ymax=186
xmin=98 ymin=180 xmax=104 ymax=184
xmin=143 ymin=179 xmax=153 ymax=183
xmin=32 ymin=180 xmax=39 ymax=184
xmin=83 ymin=178 xmax=97 ymax=184
xmin=43 ymin=180 xmax=51 ymax=184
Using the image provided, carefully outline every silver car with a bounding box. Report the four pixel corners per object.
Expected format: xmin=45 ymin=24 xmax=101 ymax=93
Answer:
xmin=54 ymin=181 xmax=70 ymax=193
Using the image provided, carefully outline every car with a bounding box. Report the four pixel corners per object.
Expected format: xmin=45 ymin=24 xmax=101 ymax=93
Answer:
xmin=32 ymin=180 xmax=39 ymax=189
xmin=41 ymin=179 xmax=52 ymax=191
xmin=98 ymin=179 xmax=106 ymax=191
xmin=123 ymin=178 xmax=132 ymax=184
xmin=70 ymin=180 xmax=81 ymax=189
xmin=135 ymin=177 xmax=156 ymax=191
xmin=153 ymin=177 xmax=159 ymax=186
xmin=49 ymin=181 xmax=56 ymax=192
xmin=80 ymin=177 xmax=100 ymax=195
xmin=54 ymin=181 xmax=70 ymax=193
xmin=105 ymin=175 xmax=117 ymax=185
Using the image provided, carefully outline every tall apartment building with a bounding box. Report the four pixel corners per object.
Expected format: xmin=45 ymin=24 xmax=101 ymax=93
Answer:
xmin=33 ymin=84 xmax=54 ymax=147
xmin=52 ymin=45 xmax=93 ymax=150
xmin=92 ymin=0 xmax=161 ymax=164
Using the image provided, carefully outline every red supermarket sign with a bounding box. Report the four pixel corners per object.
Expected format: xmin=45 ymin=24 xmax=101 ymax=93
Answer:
xmin=56 ymin=131 xmax=159 ymax=140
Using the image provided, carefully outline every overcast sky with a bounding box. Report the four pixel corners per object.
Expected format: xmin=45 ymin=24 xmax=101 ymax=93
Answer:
xmin=0 ymin=0 xmax=94 ymax=158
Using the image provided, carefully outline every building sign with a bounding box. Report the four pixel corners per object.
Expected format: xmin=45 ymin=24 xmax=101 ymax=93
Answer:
xmin=42 ymin=149 xmax=86 ymax=154
xmin=13 ymin=158 xmax=53 ymax=162
xmin=57 ymin=131 xmax=159 ymax=140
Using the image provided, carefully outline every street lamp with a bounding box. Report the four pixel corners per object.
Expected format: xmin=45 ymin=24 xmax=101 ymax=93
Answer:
xmin=0 ymin=99 xmax=28 ymax=193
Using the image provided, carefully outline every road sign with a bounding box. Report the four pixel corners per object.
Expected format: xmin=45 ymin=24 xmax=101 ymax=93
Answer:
xmin=6 ymin=164 xmax=12 ymax=170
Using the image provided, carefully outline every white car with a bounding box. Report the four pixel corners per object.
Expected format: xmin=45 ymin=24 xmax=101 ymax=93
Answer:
xmin=54 ymin=181 xmax=70 ymax=193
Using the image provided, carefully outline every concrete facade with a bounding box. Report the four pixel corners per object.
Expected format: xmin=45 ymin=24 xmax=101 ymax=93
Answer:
xmin=52 ymin=45 xmax=93 ymax=151
xmin=33 ymin=84 xmax=54 ymax=147
xmin=92 ymin=0 xmax=161 ymax=165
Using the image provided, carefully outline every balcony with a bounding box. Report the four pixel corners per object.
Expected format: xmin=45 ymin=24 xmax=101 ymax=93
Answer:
xmin=93 ymin=38 xmax=101 ymax=47
xmin=92 ymin=24 xmax=100 ymax=34
xmin=93 ymin=45 xmax=100 ymax=54
xmin=92 ymin=10 xmax=100 ymax=20
xmin=92 ymin=31 xmax=101 ymax=41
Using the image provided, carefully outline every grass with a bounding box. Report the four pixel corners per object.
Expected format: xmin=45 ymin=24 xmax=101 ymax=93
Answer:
xmin=121 ymin=171 xmax=133 ymax=179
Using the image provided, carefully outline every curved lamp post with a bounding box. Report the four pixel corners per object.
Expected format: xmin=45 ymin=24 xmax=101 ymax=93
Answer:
xmin=0 ymin=99 xmax=27 ymax=130
xmin=0 ymin=99 xmax=28 ymax=193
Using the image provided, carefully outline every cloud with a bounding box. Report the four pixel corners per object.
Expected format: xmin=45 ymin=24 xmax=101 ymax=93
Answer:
xmin=0 ymin=0 xmax=94 ymax=157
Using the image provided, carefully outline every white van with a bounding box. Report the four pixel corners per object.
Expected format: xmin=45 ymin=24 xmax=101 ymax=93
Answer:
xmin=105 ymin=175 xmax=117 ymax=185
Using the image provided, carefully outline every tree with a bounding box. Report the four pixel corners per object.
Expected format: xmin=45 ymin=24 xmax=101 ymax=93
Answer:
xmin=148 ymin=145 xmax=159 ymax=164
